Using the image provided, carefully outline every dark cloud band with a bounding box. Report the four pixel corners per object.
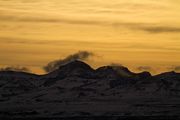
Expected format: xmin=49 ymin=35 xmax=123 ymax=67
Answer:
xmin=1 ymin=14 xmax=180 ymax=34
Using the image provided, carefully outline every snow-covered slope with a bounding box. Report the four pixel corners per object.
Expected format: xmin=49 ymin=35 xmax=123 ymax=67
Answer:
xmin=0 ymin=60 xmax=180 ymax=118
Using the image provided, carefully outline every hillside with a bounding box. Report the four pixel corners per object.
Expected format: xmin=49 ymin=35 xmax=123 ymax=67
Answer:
xmin=0 ymin=60 xmax=180 ymax=118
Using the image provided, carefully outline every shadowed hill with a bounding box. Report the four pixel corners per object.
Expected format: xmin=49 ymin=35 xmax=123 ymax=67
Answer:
xmin=0 ymin=60 xmax=180 ymax=117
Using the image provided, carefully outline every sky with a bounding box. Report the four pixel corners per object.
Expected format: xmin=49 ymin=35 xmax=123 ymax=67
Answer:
xmin=0 ymin=0 xmax=180 ymax=74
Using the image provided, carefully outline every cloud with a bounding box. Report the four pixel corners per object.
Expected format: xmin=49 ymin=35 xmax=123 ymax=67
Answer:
xmin=109 ymin=63 xmax=123 ymax=67
xmin=174 ymin=66 xmax=180 ymax=71
xmin=1 ymin=13 xmax=180 ymax=34
xmin=43 ymin=51 xmax=94 ymax=73
xmin=0 ymin=14 xmax=102 ymax=25
xmin=0 ymin=36 xmax=62 ymax=45
xmin=0 ymin=36 xmax=104 ymax=45
xmin=0 ymin=66 xmax=31 ymax=72
xmin=137 ymin=66 xmax=152 ymax=71
xmin=169 ymin=66 xmax=180 ymax=71
xmin=139 ymin=26 xmax=180 ymax=33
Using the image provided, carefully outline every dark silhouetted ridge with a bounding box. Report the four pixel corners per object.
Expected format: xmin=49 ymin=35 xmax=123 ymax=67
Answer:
xmin=58 ymin=60 xmax=94 ymax=71
xmin=43 ymin=60 xmax=95 ymax=86
xmin=1 ymin=60 xmax=180 ymax=117
xmin=154 ymin=71 xmax=180 ymax=81
xmin=96 ymin=66 xmax=123 ymax=79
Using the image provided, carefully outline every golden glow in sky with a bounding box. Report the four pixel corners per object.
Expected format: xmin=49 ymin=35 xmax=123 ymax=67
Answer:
xmin=0 ymin=0 xmax=180 ymax=74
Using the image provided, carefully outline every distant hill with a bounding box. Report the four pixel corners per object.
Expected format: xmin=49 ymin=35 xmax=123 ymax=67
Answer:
xmin=0 ymin=60 xmax=180 ymax=118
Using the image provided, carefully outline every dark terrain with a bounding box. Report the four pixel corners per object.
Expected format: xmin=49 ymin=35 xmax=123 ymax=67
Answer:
xmin=0 ymin=60 xmax=180 ymax=119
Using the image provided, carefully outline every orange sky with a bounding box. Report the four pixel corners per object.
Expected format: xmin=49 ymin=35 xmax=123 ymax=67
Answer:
xmin=0 ymin=0 xmax=180 ymax=74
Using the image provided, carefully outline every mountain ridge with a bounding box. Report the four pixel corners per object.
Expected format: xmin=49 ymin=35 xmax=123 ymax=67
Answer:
xmin=0 ymin=60 xmax=180 ymax=117
xmin=1 ymin=60 xmax=179 ymax=78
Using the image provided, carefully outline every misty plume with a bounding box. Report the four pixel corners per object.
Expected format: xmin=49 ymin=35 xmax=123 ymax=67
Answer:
xmin=174 ymin=66 xmax=180 ymax=71
xmin=0 ymin=66 xmax=30 ymax=72
xmin=137 ymin=66 xmax=152 ymax=71
xmin=43 ymin=51 xmax=94 ymax=73
xmin=169 ymin=66 xmax=180 ymax=72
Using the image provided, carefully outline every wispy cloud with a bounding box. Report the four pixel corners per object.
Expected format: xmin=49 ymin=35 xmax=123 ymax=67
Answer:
xmin=0 ymin=36 xmax=87 ymax=45
xmin=169 ymin=66 xmax=180 ymax=71
xmin=1 ymin=13 xmax=180 ymax=34
xmin=174 ymin=66 xmax=180 ymax=71
xmin=137 ymin=66 xmax=152 ymax=71
xmin=43 ymin=51 xmax=94 ymax=73
xmin=0 ymin=66 xmax=31 ymax=72
xmin=0 ymin=14 xmax=102 ymax=25
xmin=1 ymin=36 xmax=180 ymax=52
xmin=139 ymin=26 xmax=180 ymax=33
xmin=0 ymin=0 xmax=179 ymax=35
